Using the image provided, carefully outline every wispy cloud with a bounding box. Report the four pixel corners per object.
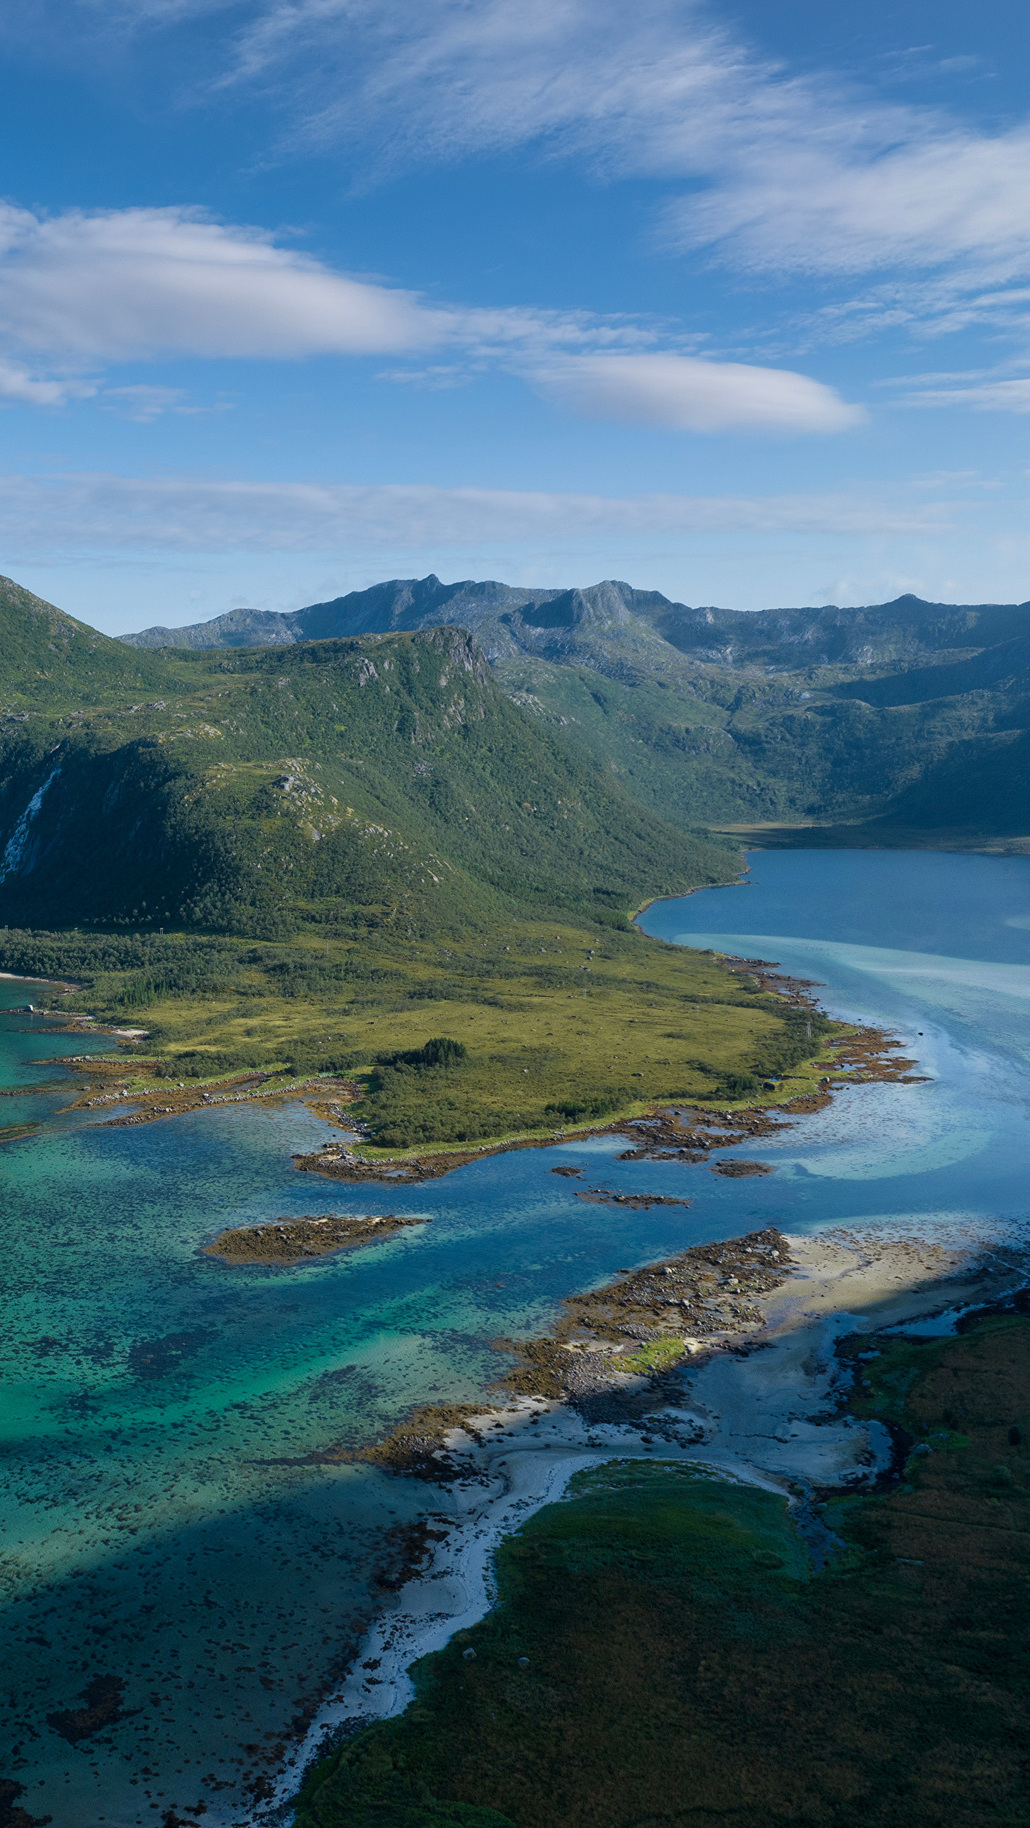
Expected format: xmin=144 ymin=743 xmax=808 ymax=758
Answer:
xmin=0 ymin=356 xmax=95 ymax=406
xmin=195 ymin=0 xmax=1030 ymax=290
xmin=902 ymin=377 xmax=1030 ymax=413
xmin=872 ymin=363 xmax=1030 ymax=413
xmin=674 ymin=127 xmax=1030 ymax=281
xmin=0 ymin=471 xmax=947 ymax=555
xmin=102 ymin=384 xmax=234 ymax=421
xmin=19 ymin=2 xmax=1030 ymax=302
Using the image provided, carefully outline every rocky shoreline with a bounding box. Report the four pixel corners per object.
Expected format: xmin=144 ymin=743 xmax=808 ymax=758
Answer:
xmin=242 ymin=1224 xmax=1026 ymax=1827
xmin=316 ymin=1226 xmax=796 ymax=1477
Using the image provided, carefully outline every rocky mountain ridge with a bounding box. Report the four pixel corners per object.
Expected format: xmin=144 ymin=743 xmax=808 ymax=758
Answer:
xmin=123 ymin=574 xmax=1030 ymax=679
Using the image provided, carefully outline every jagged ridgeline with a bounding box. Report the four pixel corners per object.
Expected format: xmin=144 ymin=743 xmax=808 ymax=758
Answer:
xmin=0 ymin=577 xmax=732 ymax=937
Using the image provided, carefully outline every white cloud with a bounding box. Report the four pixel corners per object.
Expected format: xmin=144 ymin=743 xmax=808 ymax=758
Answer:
xmin=0 ymin=471 xmax=945 ymax=555
xmin=533 ymin=353 xmax=863 ymax=434
xmin=0 ymin=356 xmax=93 ymax=406
xmin=0 ymin=203 xmax=640 ymax=372
xmin=0 ymin=203 xmax=857 ymax=435
xmin=0 ymin=204 xmax=437 ymax=360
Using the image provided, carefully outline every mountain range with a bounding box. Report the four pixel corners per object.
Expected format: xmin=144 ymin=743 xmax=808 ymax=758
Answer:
xmin=123 ymin=574 xmax=1030 ymax=671
xmin=124 ymin=575 xmax=1030 ymax=841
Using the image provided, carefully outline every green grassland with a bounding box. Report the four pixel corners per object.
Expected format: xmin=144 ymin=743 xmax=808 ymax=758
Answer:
xmin=296 ymin=1313 xmax=1030 ymax=1828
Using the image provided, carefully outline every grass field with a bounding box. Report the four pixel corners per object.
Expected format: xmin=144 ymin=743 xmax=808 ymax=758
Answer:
xmin=18 ymin=914 xmax=839 ymax=1147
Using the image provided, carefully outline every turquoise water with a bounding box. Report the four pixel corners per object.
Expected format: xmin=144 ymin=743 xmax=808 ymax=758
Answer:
xmin=1 ymin=848 xmax=1029 ymax=1826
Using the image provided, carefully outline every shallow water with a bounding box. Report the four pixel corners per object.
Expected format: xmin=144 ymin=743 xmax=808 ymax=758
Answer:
xmin=639 ymin=849 xmax=1030 ymax=1233
xmin=1 ymin=849 xmax=1028 ymax=1826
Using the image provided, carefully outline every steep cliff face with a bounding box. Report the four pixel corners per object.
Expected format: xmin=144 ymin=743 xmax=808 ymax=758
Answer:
xmin=0 ymin=623 xmax=729 ymax=934
xmin=0 ymin=737 xmax=230 ymax=929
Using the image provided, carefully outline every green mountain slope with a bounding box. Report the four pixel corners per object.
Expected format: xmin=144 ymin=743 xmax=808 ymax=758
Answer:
xmin=0 ymin=611 xmax=730 ymax=937
xmin=0 ymin=574 xmax=169 ymax=707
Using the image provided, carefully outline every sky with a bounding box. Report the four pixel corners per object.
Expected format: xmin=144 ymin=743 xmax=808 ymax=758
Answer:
xmin=2 ymin=0 xmax=1030 ymax=632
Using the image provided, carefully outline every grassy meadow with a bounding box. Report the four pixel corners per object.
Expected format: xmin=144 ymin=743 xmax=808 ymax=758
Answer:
xmin=7 ymin=914 xmax=836 ymax=1148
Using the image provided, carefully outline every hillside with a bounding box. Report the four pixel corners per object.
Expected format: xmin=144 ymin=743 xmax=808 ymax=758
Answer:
xmin=0 ymin=573 xmax=169 ymax=707
xmin=123 ymin=576 xmax=1030 ymax=842
xmin=2 ymin=579 xmax=820 ymax=1146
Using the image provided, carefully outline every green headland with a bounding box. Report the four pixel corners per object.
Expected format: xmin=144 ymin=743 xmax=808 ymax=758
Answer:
xmin=297 ymin=1312 xmax=1030 ymax=1828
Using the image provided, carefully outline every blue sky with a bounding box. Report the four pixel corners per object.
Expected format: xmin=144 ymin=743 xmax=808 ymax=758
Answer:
xmin=2 ymin=0 xmax=1030 ymax=631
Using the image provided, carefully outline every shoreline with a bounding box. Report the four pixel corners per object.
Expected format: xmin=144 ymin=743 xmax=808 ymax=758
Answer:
xmin=290 ymin=1014 xmax=921 ymax=1189
xmin=239 ymin=1222 xmax=1028 ymax=1827
xmin=0 ymin=970 xmax=79 ymax=986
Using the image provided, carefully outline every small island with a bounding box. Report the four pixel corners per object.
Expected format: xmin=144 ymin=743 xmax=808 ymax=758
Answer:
xmin=203 ymin=1211 xmax=426 ymax=1265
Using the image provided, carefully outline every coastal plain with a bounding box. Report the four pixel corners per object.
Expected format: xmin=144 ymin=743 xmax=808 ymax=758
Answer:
xmin=30 ymin=927 xmax=858 ymax=1169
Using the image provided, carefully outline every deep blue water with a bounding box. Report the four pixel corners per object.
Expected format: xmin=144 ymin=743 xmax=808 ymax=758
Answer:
xmin=1 ymin=848 xmax=1028 ymax=1826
